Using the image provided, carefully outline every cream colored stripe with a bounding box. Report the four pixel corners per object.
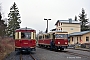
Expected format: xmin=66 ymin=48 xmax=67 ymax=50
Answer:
xmin=15 ymin=32 xmax=18 ymax=39
xmin=31 ymin=32 xmax=33 ymax=39
xmin=19 ymin=32 xmax=21 ymax=39
xmin=34 ymin=32 xmax=36 ymax=39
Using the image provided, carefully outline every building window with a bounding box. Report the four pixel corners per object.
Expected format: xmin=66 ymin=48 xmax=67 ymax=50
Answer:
xmin=86 ymin=37 xmax=89 ymax=42
xmin=77 ymin=37 xmax=78 ymax=41
xmin=59 ymin=22 xmax=60 ymax=26
xmin=57 ymin=24 xmax=58 ymax=27
xmin=72 ymin=37 xmax=73 ymax=42
xmin=61 ymin=28 xmax=62 ymax=30
xmin=61 ymin=23 xmax=62 ymax=25
xmin=71 ymin=28 xmax=73 ymax=30
xmin=80 ymin=37 xmax=81 ymax=40
xmin=77 ymin=37 xmax=78 ymax=44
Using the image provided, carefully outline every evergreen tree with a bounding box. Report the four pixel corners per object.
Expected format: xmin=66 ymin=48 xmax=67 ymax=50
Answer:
xmin=75 ymin=15 xmax=77 ymax=21
xmin=0 ymin=12 xmax=2 ymax=20
xmin=0 ymin=12 xmax=7 ymax=38
xmin=78 ymin=8 xmax=89 ymax=31
xmin=7 ymin=2 xmax=21 ymax=38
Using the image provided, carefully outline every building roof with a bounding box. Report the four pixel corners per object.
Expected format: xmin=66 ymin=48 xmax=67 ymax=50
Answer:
xmin=50 ymin=28 xmax=56 ymax=31
xmin=55 ymin=19 xmax=80 ymax=25
xmin=69 ymin=30 xmax=90 ymax=37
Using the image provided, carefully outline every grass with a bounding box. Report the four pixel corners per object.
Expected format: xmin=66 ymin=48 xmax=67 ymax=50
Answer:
xmin=0 ymin=37 xmax=15 ymax=60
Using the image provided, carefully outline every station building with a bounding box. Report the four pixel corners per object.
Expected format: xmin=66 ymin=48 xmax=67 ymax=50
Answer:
xmin=54 ymin=18 xmax=81 ymax=34
xmin=51 ymin=18 xmax=90 ymax=45
xmin=69 ymin=31 xmax=90 ymax=44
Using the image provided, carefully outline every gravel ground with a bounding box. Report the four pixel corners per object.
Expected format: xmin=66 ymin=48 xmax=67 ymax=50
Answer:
xmin=4 ymin=47 xmax=90 ymax=60
xmin=32 ymin=47 xmax=90 ymax=60
xmin=66 ymin=49 xmax=90 ymax=56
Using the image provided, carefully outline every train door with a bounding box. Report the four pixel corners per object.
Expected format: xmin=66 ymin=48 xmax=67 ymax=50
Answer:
xmin=15 ymin=32 xmax=21 ymax=48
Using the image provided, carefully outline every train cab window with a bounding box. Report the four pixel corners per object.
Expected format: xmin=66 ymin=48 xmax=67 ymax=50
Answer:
xmin=55 ymin=34 xmax=64 ymax=38
xmin=21 ymin=32 xmax=31 ymax=39
xmin=64 ymin=34 xmax=68 ymax=39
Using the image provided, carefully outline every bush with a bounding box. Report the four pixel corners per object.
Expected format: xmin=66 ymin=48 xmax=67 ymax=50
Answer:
xmin=0 ymin=37 xmax=15 ymax=60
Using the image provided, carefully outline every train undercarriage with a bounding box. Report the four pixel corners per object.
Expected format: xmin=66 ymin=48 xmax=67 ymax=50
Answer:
xmin=38 ymin=44 xmax=68 ymax=51
xmin=15 ymin=47 xmax=36 ymax=52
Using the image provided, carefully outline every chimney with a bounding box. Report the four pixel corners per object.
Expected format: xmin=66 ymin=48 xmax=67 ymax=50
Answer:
xmin=69 ymin=18 xmax=72 ymax=23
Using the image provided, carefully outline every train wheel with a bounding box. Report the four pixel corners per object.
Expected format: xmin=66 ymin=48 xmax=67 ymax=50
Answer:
xmin=55 ymin=47 xmax=58 ymax=52
xmin=60 ymin=48 xmax=64 ymax=51
xmin=38 ymin=44 xmax=41 ymax=48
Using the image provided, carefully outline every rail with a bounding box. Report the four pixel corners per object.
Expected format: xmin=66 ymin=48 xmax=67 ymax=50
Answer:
xmin=20 ymin=53 xmax=36 ymax=60
xmin=60 ymin=51 xmax=90 ymax=59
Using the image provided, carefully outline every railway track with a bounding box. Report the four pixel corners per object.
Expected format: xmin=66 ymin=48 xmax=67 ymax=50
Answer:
xmin=61 ymin=51 xmax=90 ymax=59
xmin=20 ymin=53 xmax=36 ymax=60
xmin=67 ymin=48 xmax=90 ymax=52
xmin=73 ymin=48 xmax=90 ymax=52
xmin=30 ymin=54 xmax=36 ymax=60
xmin=20 ymin=54 xmax=22 ymax=60
xmin=38 ymin=47 xmax=90 ymax=59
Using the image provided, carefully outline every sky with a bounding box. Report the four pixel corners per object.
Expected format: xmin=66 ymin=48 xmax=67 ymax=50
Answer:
xmin=0 ymin=0 xmax=90 ymax=33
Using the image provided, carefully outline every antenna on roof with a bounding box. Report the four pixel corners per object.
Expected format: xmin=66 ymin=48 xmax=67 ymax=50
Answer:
xmin=25 ymin=27 xmax=27 ymax=30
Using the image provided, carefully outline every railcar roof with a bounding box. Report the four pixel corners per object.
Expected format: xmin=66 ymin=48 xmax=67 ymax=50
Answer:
xmin=49 ymin=30 xmax=68 ymax=33
xmin=16 ymin=28 xmax=35 ymax=31
xmin=38 ymin=30 xmax=68 ymax=35
xmin=38 ymin=32 xmax=48 ymax=35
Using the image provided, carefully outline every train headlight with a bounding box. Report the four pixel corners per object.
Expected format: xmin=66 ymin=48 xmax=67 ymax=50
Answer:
xmin=58 ymin=42 xmax=60 ymax=44
xmin=65 ymin=42 xmax=67 ymax=44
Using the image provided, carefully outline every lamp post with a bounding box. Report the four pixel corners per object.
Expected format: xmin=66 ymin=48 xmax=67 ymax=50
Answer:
xmin=44 ymin=18 xmax=51 ymax=33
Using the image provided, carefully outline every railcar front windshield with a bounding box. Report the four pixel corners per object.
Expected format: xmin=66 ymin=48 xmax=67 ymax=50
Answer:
xmin=55 ymin=34 xmax=68 ymax=39
xmin=21 ymin=32 xmax=31 ymax=39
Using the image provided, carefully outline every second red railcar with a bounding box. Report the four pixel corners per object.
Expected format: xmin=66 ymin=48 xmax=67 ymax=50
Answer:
xmin=38 ymin=31 xmax=68 ymax=51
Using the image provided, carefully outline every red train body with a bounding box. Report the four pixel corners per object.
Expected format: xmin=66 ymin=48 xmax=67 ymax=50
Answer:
xmin=38 ymin=31 xmax=68 ymax=51
xmin=15 ymin=28 xmax=36 ymax=52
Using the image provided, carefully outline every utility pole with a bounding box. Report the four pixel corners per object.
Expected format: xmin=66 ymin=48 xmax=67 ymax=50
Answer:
xmin=44 ymin=18 xmax=51 ymax=33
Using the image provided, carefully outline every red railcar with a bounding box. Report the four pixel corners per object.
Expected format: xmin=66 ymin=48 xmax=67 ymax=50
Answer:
xmin=38 ymin=31 xmax=68 ymax=51
xmin=15 ymin=27 xmax=36 ymax=52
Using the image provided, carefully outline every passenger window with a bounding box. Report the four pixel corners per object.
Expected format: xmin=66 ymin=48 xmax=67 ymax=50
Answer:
xmin=39 ymin=36 xmax=42 ymax=39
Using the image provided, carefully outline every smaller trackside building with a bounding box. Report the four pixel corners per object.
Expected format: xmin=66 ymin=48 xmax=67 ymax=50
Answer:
xmin=69 ymin=31 xmax=90 ymax=44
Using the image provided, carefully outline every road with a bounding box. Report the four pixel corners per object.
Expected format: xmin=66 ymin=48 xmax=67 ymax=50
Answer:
xmin=4 ymin=47 xmax=90 ymax=60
